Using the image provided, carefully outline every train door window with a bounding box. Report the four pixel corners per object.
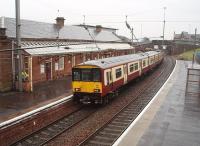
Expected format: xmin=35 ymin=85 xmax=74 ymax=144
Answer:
xmin=72 ymin=69 xmax=81 ymax=81
xmin=109 ymin=71 xmax=112 ymax=83
xmin=116 ymin=68 xmax=122 ymax=78
xmin=106 ymin=72 xmax=110 ymax=85
xmin=142 ymin=60 xmax=146 ymax=67
xmin=93 ymin=69 xmax=100 ymax=82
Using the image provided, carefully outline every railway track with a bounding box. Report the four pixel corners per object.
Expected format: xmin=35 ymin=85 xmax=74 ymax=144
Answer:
xmin=13 ymin=106 xmax=98 ymax=146
xmin=79 ymin=56 xmax=175 ymax=146
xmin=6 ymin=56 xmax=174 ymax=146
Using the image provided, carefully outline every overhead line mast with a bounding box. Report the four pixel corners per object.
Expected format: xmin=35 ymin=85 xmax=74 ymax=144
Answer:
xmin=16 ymin=0 xmax=23 ymax=92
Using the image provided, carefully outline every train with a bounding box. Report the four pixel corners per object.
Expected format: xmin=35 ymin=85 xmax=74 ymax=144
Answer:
xmin=72 ymin=50 xmax=164 ymax=104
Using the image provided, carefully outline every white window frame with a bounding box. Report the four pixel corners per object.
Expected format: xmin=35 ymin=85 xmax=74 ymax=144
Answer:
xmin=40 ymin=64 xmax=45 ymax=74
xmin=112 ymin=66 xmax=123 ymax=82
xmin=58 ymin=57 xmax=64 ymax=70
xmin=55 ymin=62 xmax=59 ymax=71
xmin=128 ymin=62 xmax=139 ymax=74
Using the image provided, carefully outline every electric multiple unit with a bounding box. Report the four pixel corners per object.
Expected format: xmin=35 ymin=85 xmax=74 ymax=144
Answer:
xmin=72 ymin=51 xmax=163 ymax=104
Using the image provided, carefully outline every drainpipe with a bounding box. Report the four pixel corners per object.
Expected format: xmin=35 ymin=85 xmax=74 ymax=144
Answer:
xmin=30 ymin=56 xmax=33 ymax=92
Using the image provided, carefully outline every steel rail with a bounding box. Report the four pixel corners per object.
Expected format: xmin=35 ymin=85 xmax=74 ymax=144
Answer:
xmin=79 ymin=57 xmax=175 ymax=146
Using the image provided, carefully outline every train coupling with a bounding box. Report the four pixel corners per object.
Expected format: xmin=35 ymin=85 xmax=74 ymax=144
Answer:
xmin=80 ymin=97 xmax=91 ymax=104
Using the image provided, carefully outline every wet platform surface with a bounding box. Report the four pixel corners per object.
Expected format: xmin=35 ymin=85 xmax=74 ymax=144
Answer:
xmin=0 ymin=76 xmax=72 ymax=123
xmin=114 ymin=60 xmax=200 ymax=146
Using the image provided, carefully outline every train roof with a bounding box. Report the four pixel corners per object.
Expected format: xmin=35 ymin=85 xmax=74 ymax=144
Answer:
xmin=76 ymin=51 xmax=161 ymax=69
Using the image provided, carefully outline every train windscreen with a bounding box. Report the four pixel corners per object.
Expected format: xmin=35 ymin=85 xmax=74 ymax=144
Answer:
xmin=72 ymin=68 xmax=100 ymax=82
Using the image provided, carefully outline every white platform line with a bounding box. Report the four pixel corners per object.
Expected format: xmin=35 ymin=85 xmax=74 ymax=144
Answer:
xmin=113 ymin=60 xmax=177 ymax=146
xmin=0 ymin=95 xmax=73 ymax=129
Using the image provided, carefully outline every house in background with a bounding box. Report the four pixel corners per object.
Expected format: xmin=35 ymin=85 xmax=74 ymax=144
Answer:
xmin=0 ymin=16 xmax=134 ymax=92
xmin=174 ymin=31 xmax=200 ymax=42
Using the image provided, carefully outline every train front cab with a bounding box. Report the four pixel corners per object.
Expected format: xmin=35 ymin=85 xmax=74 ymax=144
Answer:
xmin=72 ymin=65 xmax=103 ymax=104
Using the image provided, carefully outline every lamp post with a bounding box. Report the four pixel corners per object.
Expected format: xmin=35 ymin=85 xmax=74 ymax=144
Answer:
xmin=162 ymin=7 xmax=167 ymax=49
xmin=125 ymin=15 xmax=136 ymax=53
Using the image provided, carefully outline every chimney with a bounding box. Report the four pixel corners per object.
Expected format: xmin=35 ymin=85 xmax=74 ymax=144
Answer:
xmin=55 ymin=17 xmax=65 ymax=28
xmin=0 ymin=17 xmax=7 ymax=39
xmin=96 ymin=25 xmax=102 ymax=33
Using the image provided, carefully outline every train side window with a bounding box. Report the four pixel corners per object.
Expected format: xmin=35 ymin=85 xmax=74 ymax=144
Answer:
xmin=130 ymin=64 xmax=134 ymax=72
xmin=116 ymin=68 xmax=122 ymax=78
xmin=72 ymin=69 xmax=81 ymax=81
xmin=134 ymin=63 xmax=138 ymax=70
xmin=130 ymin=63 xmax=138 ymax=73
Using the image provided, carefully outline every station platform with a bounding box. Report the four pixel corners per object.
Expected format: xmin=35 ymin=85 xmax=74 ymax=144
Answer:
xmin=113 ymin=60 xmax=200 ymax=146
xmin=0 ymin=76 xmax=72 ymax=123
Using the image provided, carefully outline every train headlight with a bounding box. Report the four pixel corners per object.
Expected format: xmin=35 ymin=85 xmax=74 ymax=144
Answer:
xmin=75 ymin=88 xmax=81 ymax=92
xmin=94 ymin=89 xmax=100 ymax=93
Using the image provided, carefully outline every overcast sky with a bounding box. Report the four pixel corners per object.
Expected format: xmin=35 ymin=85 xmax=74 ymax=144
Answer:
xmin=0 ymin=0 xmax=200 ymax=40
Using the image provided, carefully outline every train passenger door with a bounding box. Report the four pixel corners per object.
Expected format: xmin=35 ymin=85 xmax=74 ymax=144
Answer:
xmin=123 ymin=64 xmax=128 ymax=84
xmin=139 ymin=60 xmax=142 ymax=76
xmin=105 ymin=69 xmax=113 ymax=89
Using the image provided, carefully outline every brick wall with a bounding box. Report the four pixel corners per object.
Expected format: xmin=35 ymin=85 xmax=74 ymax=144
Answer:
xmin=0 ymin=39 xmax=12 ymax=92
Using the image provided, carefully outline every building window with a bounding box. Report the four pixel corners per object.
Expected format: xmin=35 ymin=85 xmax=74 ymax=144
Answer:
xmin=55 ymin=57 xmax=64 ymax=71
xmin=40 ymin=64 xmax=45 ymax=74
xmin=55 ymin=62 xmax=59 ymax=70
xmin=59 ymin=57 xmax=65 ymax=70
xmin=116 ymin=68 xmax=122 ymax=78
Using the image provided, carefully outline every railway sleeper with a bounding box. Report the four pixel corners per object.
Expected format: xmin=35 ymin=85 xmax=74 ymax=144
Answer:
xmin=92 ymin=135 xmax=115 ymax=143
xmin=107 ymin=125 xmax=125 ymax=130
xmin=88 ymin=140 xmax=112 ymax=146
xmin=114 ymin=118 xmax=133 ymax=123
xmin=104 ymin=127 xmax=122 ymax=133
xmin=99 ymin=131 xmax=118 ymax=138
xmin=111 ymin=121 xmax=129 ymax=126
xmin=117 ymin=115 xmax=133 ymax=120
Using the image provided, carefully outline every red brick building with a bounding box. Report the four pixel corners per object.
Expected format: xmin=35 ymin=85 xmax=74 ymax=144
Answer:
xmin=0 ymin=16 xmax=134 ymax=92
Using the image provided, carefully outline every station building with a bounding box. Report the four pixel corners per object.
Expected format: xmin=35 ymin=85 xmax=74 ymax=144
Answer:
xmin=0 ymin=16 xmax=134 ymax=92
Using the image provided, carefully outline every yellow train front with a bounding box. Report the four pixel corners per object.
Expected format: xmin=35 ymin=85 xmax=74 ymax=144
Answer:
xmin=72 ymin=65 xmax=103 ymax=104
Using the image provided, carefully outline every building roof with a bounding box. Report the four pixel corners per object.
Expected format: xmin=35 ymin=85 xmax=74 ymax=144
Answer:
xmin=25 ymin=42 xmax=132 ymax=56
xmin=2 ymin=17 xmax=122 ymax=42
xmin=174 ymin=31 xmax=200 ymax=41
xmin=75 ymin=24 xmax=118 ymax=31
xmin=77 ymin=51 xmax=160 ymax=69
